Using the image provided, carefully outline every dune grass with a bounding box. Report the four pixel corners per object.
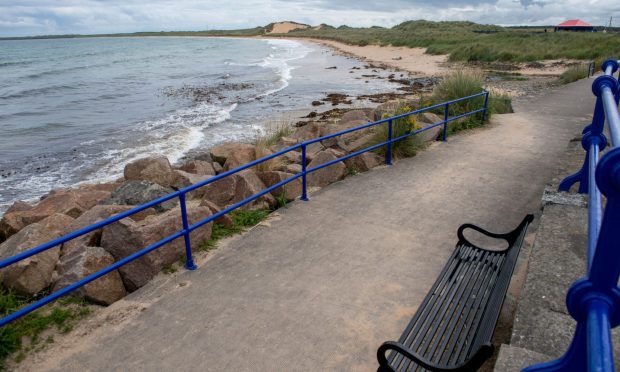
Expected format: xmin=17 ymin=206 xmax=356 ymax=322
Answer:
xmin=558 ymin=63 xmax=591 ymax=84
xmin=254 ymin=121 xmax=293 ymax=172
xmin=284 ymin=21 xmax=620 ymax=63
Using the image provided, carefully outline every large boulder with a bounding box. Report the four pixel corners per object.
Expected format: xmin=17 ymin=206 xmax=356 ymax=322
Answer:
xmin=304 ymin=142 xmax=325 ymax=163
xmin=290 ymin=122 xmax=320 ymax=142
xmin=416 ymin=112 xmax=444 ymax=142
xmin=223 ymin=145 xmax=257 ymax=171
xmin=344 ymin=152 xmax=383 ymax=173
xmin=270 ymin=137 xmax=299 ymax=152
xmin=123 ymin=156 xmax=177 ymax=188
xmin=171 ymin=170 xmax=212 ymax=191
xmin=178 ymin=160 xmax=216 ymax=176
xmin=0 ymin=189 xmax=109 ymax=242
xmin=373 ymin=100 xmax=401 ymax=121
xmin=53 ymin=245 xmax=126 ymax=305
xmin=339 ymin=109 xmax=373 ymax=124
xmin=283 ymin=164 xmax=302 ymax=174
xmin=77 ymin=181 xmax=124 ymax=193
xmin=201 ymin=170 xmax=276 ymax=210
xmin=209 ymin=143 xmax=256 ymax=166
xmin=199 ymin=200 xmax=234 ymax=228
xmin=258 ymin=171 xmax=302 ymax=202
xmin=337 ymin=132 xmax=376 ymax=153
xmin=307 ymin=150 xmax=347 ymax=188
xmin=102 ymin=180 xmax=177 ymax=213
xmin=62 ymin=205 xmax=138 ymax=256
xmin=0 ymin=213 xmax=75 ymax=296
xmin=5 ymin=201 xmax=33 ymax=214
xmin=100 ymin=203 xmax=213 ymax=291
xmin=319 ymin=110 xmax=375 ymax=151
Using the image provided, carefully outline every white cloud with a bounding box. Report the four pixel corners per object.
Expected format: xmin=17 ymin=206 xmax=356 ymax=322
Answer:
xmin=0 ymin=0 xmax=618 ymax=37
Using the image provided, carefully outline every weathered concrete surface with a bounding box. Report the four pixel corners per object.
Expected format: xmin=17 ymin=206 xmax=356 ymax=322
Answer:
xmin=494 ymin=130 xmax=620 ymax=371
xmin=494 ymin=344 xmax=551 ymax=371
xmin=20 ymin=79 xmax=596 ymax=371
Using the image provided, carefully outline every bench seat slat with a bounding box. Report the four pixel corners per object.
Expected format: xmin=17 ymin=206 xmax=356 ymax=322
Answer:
xmin=393 ymin=246 xmax=481 ymax=370
xmin=377 ymin=215 xmax=533 ymax=372
xmin=438 ymin=252 xmax=504 ymax=366
xmin=419 ymin=249 xmax=500 ymax=366
xmin=388 ymin=246 xmax=475 ymax=368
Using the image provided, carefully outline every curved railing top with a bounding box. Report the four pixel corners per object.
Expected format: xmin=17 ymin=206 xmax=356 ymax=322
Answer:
xmin=527 ymin=59 xmax=620 ymax=372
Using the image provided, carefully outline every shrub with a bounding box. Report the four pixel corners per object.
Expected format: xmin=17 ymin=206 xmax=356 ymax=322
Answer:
xmin=368 ymin=101 xmax=422 ymax=159
xmin=431 ymin=70 xmax=487 ymax=132
xmin=488 ymin=91 xmax=513 ymax=114
xmin=558 ymin=63 xmax=590 ymax=84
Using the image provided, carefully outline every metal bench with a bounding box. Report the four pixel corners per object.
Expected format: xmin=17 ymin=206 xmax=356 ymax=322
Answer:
xmin=377 ymin=214 xmax=534 ymax=372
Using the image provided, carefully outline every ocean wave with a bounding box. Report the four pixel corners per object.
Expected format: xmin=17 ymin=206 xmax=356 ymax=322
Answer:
xmin=0 ymin=101 xmax=238 ymax=212
xmin=90 ymin=102 xmax=237 ymax=182
xmin=0 ymin=84 xmax=79 ymax=100
xmin=255 ymin=39 xmax=313 ymax=97
xmin=0 ymin=60 xmax=34 ymax=68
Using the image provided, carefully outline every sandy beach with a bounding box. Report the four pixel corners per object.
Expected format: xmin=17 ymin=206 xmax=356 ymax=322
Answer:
xmin=300 ymin=38 xmax=451 ymax=76
xmin=275 ymin=35 xmax=575 ymax=79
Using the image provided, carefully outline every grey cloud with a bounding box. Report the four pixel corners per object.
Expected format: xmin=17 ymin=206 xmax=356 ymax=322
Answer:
xmin=0 ymin=0 xmax=618 ymax=37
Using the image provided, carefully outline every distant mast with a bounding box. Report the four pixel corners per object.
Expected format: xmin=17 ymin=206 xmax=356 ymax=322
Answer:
xmin=603 ymin=16 xmax=612 ymax=33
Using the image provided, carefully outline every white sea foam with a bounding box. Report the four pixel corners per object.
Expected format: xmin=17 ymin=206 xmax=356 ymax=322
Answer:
xmin=90 ymin=102 xmax=238 ymax=183
xmin=255 ymin=39 xmax=312 ymax=97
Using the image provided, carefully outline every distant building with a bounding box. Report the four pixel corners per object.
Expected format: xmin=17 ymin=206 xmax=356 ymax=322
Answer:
xmin=554 ymin=20 xmax=595 ymax=32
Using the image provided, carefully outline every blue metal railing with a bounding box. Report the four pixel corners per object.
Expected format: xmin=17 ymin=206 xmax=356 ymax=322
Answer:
xmin=526 ymin=59 xmax=620 ymax=372
xmin=0 ymin=91 xmax=489 ymax=327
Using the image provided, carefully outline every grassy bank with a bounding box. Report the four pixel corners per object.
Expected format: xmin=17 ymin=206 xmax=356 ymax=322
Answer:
xmin=0 ymin=291 xmax=92 ymax=369
xmin=283 ymin=21 xmax=620 ymax=63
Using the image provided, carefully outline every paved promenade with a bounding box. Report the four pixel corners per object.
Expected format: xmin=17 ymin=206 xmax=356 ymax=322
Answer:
xmin=21 ymin=78 xmax=595 ymax=371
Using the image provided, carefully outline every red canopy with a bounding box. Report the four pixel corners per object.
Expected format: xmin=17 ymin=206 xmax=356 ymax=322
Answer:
xmin=556 ymin=20 xmax=592 ymax=27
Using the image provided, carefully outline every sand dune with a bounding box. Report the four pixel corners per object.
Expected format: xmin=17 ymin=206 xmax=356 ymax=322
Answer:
xmin=268 ymin=22 xmax=310 ymax=34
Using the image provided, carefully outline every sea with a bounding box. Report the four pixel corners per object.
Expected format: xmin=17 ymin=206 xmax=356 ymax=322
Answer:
xmin=0 ymin=36 xmax=402 ymax=212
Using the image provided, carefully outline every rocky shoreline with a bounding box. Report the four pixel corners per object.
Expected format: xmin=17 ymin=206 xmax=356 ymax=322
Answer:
xmin=0 ymin=47 xmax=563 ymax=313
xmin=0 ymin=66 xmax=449 ymax=305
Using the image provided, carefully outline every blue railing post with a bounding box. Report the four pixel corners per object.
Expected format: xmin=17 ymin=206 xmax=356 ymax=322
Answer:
xmin=386 ymin=119 xmax=393 ymax=165
xmin=179 ymin=193 xmax=197 ymax=270
xmin=301 ymin=144 xmax=309 ymax=201
xmin=481 ymin=91 xmax=490 ymax=125
xmin=526 ymin=58 xmax=620 ymax=372
xmin=442 ymin=103 xmax=449 ymax=142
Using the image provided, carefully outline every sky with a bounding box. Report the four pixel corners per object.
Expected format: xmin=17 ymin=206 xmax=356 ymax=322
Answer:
xmin=1 ymin=0 xmax=618 ymax=37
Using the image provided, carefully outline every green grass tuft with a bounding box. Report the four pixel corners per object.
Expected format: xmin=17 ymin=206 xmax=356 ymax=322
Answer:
xmin=0 ymin=288 xmax=91 ymax=368
xmin=558 ymin=63 xmax=590 ymax=84
xmin=201 ymin=210 xmax=270 ymax=252
xmin=431 ymin=70 xmax=488 ymax=132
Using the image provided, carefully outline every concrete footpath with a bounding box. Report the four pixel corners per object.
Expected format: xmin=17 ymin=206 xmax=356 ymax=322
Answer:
xmin=21 ymin=79 xmax=595 ymax=371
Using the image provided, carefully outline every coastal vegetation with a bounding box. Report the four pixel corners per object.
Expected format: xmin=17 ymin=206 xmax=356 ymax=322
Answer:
xmin=0 ymin=290 xmax=91 ymax=368
xmin=201 ymin=210 xmax=270 ymax=252
xmin=559 ymin=63 xmax=591 ymax=84
xmin=369 ymin=102 xmax=422 ymax=159
xmin=281 ymin=21 xmax=620 ymax=63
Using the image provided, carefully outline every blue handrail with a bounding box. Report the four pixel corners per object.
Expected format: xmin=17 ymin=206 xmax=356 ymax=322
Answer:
xmin=0 ymin=91 xmax=489 ymax=327
xmin=527 ymin=59 xmax=620 ymax=372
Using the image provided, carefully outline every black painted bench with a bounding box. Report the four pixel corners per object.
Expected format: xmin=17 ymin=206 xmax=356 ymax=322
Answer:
xmin=377 ymin=214 xmax=534 ymax=372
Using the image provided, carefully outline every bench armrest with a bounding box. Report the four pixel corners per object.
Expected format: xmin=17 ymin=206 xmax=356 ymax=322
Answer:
xmin=377 ymin=341 xmax=494 ymax=372
xmin=457 ymin=214 xmax=533 ymax=249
